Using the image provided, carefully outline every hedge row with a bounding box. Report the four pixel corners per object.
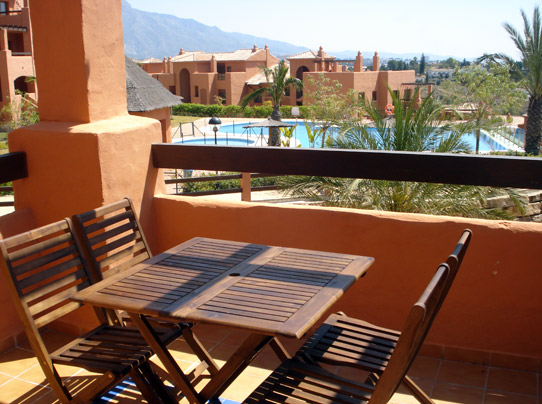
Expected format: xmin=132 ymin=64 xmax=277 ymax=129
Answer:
xmin=183 ymin=173 xmax=281 ymax=193
xmin=172 ymin=103 xmax=310 ymax=119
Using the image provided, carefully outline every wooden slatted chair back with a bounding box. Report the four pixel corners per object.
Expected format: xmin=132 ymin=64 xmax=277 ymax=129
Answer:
xmin=0 ymin=219 xmax=100 ymax=330
xmin=73 ymin=198 xmax=152 ymax=280
xmin=0 ymin=218 xmax=106 ymax=401
xmin=369 ymin=263 xmax=450 ymax=404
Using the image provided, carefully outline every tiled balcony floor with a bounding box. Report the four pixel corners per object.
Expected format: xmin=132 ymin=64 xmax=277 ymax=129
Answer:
xmin=0 ymin=324 xmax=539 ymax=404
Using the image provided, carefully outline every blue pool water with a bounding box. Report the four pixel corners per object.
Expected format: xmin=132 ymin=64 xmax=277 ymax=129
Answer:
xmin=174 ymin=137 xmax=255 ymax=146
xmin=218 ymin=120 xmax=508 ymax=151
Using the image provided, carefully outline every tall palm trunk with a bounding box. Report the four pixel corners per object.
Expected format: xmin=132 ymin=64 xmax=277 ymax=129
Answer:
xmin=525 ymin=96 xmax=542 ymax=155
xmin=269 ymin=105 xmax=282 ymax=146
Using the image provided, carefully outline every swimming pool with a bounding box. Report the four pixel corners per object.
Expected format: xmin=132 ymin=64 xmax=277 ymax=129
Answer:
xmin=174 ymin=137 xmax=255 ymax=146
xmin=218 ymin=120 xmax=509 ymax=151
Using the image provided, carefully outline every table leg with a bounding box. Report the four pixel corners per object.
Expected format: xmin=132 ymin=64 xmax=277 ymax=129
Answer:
xmin=129 ymin=313 xmax=204 ymax=404
xmin=199 ymin=333 xmax=273 ymax=402
xmin=269 ymin=337 xmax=292 ymax=361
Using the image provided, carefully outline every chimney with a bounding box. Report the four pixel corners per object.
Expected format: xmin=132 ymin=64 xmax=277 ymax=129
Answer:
xmin=179 ymin=48 xmax=185 ymax=55
xmin=210 ymin=54 xmax=217 ymax=73
xmin=373 ymin=51 xmax=379 ymax=72
xmin=252 ymin=44 xmax=258 ymax=52
xmin=354 ymin=51 xmax=363 ymax=72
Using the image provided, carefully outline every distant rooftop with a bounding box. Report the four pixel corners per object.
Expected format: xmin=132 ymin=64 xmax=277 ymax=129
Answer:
xmin=288 ymin=47 xmax=335 ymax=60
xmin=170 ymin=46 xmax=268 ymax=63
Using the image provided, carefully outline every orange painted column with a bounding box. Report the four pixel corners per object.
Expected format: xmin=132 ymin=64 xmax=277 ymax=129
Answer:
xmin=1 ymin=0 xmax=165 ymax=342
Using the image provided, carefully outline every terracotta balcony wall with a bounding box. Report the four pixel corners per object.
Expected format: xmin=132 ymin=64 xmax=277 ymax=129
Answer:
xmin=151 ymin=194 xmax=542 ymax=365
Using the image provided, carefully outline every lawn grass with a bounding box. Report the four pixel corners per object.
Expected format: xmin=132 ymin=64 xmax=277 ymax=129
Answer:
xmin=0 ymin=131 xmax=7 ymax=155
xmin=171 ymin=116 xmax=200 ymax=126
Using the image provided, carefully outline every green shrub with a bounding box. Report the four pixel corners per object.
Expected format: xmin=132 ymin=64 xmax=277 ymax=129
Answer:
xmin=0 ymin=181 xmax=12 ymax=195
xmin=223 ymin=104 xmax=242 ymax=117
xmin=280 ymin=105 xmax=292 ymax=118
xmin=242 ymin=106 xmax=254 ymax=117
xmin=183 ymin=172 xmax=280 ymax=193
xmin=172 ymin=102 xmax=300 ymax=119
xmin=252 ymin=105 xmax=273 ymax=118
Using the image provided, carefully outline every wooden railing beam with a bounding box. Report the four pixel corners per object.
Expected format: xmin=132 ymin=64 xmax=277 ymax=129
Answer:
xmin=152 ymin=144 xmax=542 ymax=190
xmin=0 ymin=152 xmax=27 ymax=183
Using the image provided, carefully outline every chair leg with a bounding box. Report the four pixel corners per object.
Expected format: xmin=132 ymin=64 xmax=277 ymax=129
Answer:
xmin=131 ymin=365 xmax=178 ymax=404
xmin=139 ymin=361 xmax=179 ymax=403
xmin=183 ymin=327 xmax=220 ymax=375
xmin=403 ymin=375 xmax=435 ymax=404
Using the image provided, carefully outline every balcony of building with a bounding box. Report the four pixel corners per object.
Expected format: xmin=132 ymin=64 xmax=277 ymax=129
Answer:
xmin=0 ymin=0 xmax=540 ymax=402
xmin=1 ymin=144 xmax=541 ymax=404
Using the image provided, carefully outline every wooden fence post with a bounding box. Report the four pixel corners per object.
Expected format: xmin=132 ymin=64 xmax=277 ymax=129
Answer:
xmin=241 ymin=172 xmax=251 ymax=202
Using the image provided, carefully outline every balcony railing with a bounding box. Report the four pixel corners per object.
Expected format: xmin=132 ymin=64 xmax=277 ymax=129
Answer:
xmin=0 ymin=152 xmax=26 ymax=208
xmin=0 ymin=152 xmax=27 ymax=184
xmin=152 ymin=144 xmax=542 ymax=190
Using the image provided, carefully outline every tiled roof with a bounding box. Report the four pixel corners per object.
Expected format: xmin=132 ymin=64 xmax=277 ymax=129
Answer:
xmin=288 ymin=49 xmax=335 ymax=60
xmin=170 ymin=49 xmax=266 ymax=63
xmin=125 ymin=57 xmax=182 ymax=112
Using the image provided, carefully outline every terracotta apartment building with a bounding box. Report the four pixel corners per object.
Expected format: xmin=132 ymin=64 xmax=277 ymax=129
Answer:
xmin=0 ymin=0 xmax=36 ymax=110
xmin=141 ymin=45 xmax=424 ymax=111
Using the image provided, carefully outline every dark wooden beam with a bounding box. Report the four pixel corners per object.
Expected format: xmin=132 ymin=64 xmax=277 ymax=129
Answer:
xmin=152 ymin=144 xmax=542 ymax=189
xmin=0 ymin=152 xmax=27 ymax=183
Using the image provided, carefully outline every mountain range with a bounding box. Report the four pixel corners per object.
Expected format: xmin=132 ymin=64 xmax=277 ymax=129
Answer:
xmin=122 ymin=0 xmax=457 ymax=62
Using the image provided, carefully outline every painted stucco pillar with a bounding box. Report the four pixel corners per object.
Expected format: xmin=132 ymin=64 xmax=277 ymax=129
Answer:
xmin=3 ymin=0 xmax=166 ymax=338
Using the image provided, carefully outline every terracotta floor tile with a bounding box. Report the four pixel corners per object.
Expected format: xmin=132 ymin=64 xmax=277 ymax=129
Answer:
xmin=408 ymin=356 xmax=441 ymax=381
xmin=221 ymin=372 xmax=268 ymax=402
xmin=392 ymin=378 xmax=434 ymax=404
xmin=248 ymin=346 xmax=282 ymax=371
xmin=484 ymin=390 xmax=538 ymax=404
xmin=0 ymin=378 xmax=49 ymax=404
xmin=29 ymin=390 xmax=60 ymax=404
xmin=436 ymin=360 xmax=488 ymax=388
xmin=431 ymin=382 xmax=484 ymax=404
xmin=16 ymin=329 xmax=74 ymax=354
xmin=207 ymin=342 xmax=239 ymax=367
xmin=0 ymin=348 xmax=39 ymax=377
xmin=0 ymin=371 xmax=14 ymax=386
xmin=166 ymin=339 xmax=202 ymax=364
xmin=486 ymin=367 xmax=538 ymax=395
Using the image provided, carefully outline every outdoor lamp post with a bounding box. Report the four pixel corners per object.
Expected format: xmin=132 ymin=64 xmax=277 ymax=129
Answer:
xmin=209 ymin=117 xmax=222 ymax=145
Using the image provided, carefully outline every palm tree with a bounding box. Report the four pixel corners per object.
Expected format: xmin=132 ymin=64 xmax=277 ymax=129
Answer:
xmin=240 ymin=60 xmax=302 ymax=146
xmin=481 ymin=7 xmax=542 ymax=155
xmin=281 ymin=88 xmax=523 ymax=219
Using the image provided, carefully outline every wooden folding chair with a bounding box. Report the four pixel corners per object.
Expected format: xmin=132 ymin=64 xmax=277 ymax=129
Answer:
xmin=243 ymin=230 xmax=472 ymax=404
xmin=0 ymin=218 xmax=177 ymax=403
xmin=72 ymin=197 xmax=220 ymax=378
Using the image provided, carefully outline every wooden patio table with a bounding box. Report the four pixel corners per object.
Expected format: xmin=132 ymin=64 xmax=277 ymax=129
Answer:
xmin=72 ymin=237 xmax=374 ymax=403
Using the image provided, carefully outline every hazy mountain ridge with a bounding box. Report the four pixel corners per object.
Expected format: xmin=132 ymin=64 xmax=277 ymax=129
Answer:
xmin=122 ymin=0 xmax=309 ymax=59
xmin=122 ymin=0 xmax=460 ymax=61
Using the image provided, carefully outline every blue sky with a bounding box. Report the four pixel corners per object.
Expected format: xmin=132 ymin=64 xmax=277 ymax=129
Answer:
xmin=125 ymin=0 xmax=539 ymax=59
